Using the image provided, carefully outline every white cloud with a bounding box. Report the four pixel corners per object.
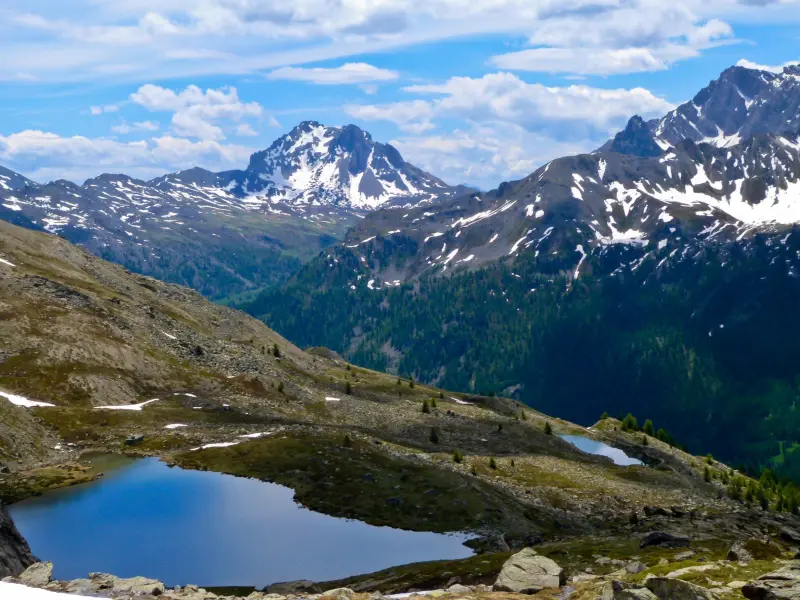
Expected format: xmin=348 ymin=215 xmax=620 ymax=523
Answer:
xmin=490 ymin=2 xmax=736 ymax=75
xmin=130 ymin=84 xmax=262 ymax=140
xmin=736 ymin=58 xmax=800 ymax=73
xmin=235 ymin=123 xmax=258 ymax=137
xmin=0 ymin=129 xmax=253 ymax=183
xmin=0 ymin=0 xmax=797 ymax=81
xmin=111 ymin=120 xmax=160 ymax=134
xmin=266 ymin=63 xmax=398 ymax=85
xmin=347 ymin=73 xmax=673 ymax=137
xmin=90 ymin=104 xmax=120 ymax=116
xmin=391 ymin=122 xmax=591 ymax=189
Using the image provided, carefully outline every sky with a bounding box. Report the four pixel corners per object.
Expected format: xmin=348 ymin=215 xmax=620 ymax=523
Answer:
xmin=0 ymin=0 xmax=798 ymax=190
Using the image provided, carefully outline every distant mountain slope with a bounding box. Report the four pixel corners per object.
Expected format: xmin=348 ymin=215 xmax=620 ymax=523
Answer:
xmin=242 ymin=63 xmax=800 ymax=477
xmin=0 ymin=123 xmax=464 ymax=300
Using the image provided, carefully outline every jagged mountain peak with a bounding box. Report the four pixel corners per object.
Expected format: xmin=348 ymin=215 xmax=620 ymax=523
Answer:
xmin=608 ymin=115 xmax=664 ymax=158
xmin=229 ymin=120 xmax=460 ymax=209
xmin=604 ymin=63 xmax=800 ymax=156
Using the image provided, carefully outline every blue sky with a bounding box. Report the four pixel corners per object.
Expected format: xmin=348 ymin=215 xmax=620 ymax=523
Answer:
xmin=0 ymin=0 xmax=798 ymax=189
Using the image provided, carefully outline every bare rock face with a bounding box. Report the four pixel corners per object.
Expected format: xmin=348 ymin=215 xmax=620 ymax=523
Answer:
xmin=493 ymin=548 xmax=565 ymax=594
xmin=18 ymin=562 xmax=53 ymax=587
xmin=0 ymin=502 xmax=35 ymax=578
xmin=743 ymin=562 xmax=800 ymax=600
xmin=645 ymin=577 xmax=719 ymax=600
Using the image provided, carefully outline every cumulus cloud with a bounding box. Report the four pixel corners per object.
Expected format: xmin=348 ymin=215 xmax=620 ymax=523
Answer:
xmin=391 ymin=123 xmax=592 ymax=189
xmin=737 ymin=58 xmax=800 ymax=73
xmin=90 ymin=104 xmax=120 ymax=116
xmin=347 ymin=73 xmax=673 ymax=137
xmin=0 ymin=129 xmax=253 ymax=183
xmin=1 ymin=0 xmax=797 ymax=81
xmin=266 ymin=63 xmax=399 ymax=85
xmin=130 ymin=84 xmax=262 ymax=140
xmin=491 ymin=2 xmax=736 ymax=75
xmin=111 ymin=121 xmax=160 ymax=134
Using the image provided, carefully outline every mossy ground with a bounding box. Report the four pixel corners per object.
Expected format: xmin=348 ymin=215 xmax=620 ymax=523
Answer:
xmin=0 ymin=463 xmax=97 ymax=504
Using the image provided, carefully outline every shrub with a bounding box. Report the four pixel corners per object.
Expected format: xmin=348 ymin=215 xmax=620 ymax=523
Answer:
xmin=453 ymin=449 xmax=464 ymax=463
xmin=544 ymin=422 xmax=553 ymax=435
xmin=343 ymin=434 xmax=353 ymax=448
xmin=489 ymin=457 xmax=497 ymax=470
xmin=273 ymin=344 xmax=281 ymax=358
xmin=422 ymin=399 xmax=431 ymax=414
xmin=345 ymin=381 xmax=352 ymax=395
xmin=430 ymin=397 xmax=437 ymax=409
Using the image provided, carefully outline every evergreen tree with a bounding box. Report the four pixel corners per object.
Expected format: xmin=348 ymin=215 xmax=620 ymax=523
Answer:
xmin=453 ymin=449 xmax=464 ymax=464
xmin=622 ymin=414 xmax=639 ymax=432
xmin=600 ymin=412 xmax=609 ymax=420
xmin=430 ymin=397 xmax=437 ymax=409
xmin=409 ymin=376 xmax=415 ymax=389
xmin=544 ymin=421 xmax=553 ymax=435
xmin=643 ymin=419 xmax=655 ymax=436
xmin=706 ymin=453 xmax=714 ymax=465
xmin=345 ymin=381 xmax=352 ymax=395
xmin=489 ymin=457 xmax=497 ymax=470
xmin=272 ymin=344 xmax=281 ymax=358
xmin=703 ymin=466 xmax=711 ymax=482
xmin=422 ymin=399 xmax=431 ymax=414
xmin=343 ymin=434 xmax=353 ymax=448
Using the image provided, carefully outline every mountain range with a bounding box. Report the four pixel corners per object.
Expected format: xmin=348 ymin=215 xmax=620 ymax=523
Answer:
xmin=0 ymin=121 xmax=465 ymax=300
xmin=240 ymin=63 xmax=800 ymax=477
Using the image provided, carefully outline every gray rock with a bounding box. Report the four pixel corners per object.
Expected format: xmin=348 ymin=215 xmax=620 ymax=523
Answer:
xmin=727 ymin=542 xmax=754 ymax=563
xmin=674 ymin=551 xmax=696 ymax=561
xmin=88 ymin=573 xmax=165 ymax=596
xmin=626 ymin=561 xmax=647 ymax=574
xmin=267 ymin=580 xmax=323 ymax=595
xmin=59 ymin=579 xmax=98 ymax=595
xmin=494 ymin=547 xmax=566 ymax=594
xmin=0 ymin=502 xmax=35 ymax=578
xmin=323 ymin=588 xmax=355 ymax=599
xmin=447 ymin=584 xmax=472 ymax=594
xmin=602 ymin=581 xmax=658 ymax=600
xmin=645 ymin=577 xmax=719 ymax=600
xmin=18 ymin=561 xmax=53 ymax=587
xmin=743 ymin=562 xmax=800 ymax=600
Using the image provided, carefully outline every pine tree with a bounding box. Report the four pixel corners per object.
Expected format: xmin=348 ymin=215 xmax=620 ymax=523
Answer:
xmin=622 ymin=413 xmax=639 ymax=432
xmin=489 ymin=457 xmax=497 ymax=470
xmin=422 ymin=399 xmax=431 ymax=414
xmin=706 ymin=454 xmax=714 ymax=465
xmin=643 ymin=419 xmax=655 ymax=436
xmin=430 ymin=397 xmax=437 ymax=409
xmin=544 ymin=421 xmax=553 ymax=435
xmin=600 ymin=412 xmax=609 ymax=420
xmin=453 ymin=449 xmax=464 ymax=464
xmin=273 ymin=344 xmax=281 ymax=359
xmin=703 ymin=466 xmax=711 ymax=482
xmin=409 ymin=376 xmax=415 ymax=389
xmin=439 ymin=392 xmax=444 ymax=399
xmin=345 ymin=381 xmax=352 ymax=395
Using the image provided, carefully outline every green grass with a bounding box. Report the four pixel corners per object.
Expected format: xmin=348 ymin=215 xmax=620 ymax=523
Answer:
xmin=172 ymin=432 xmax=537 ymax=534
xmin=0 ymin=464 xmax=97 ymax=504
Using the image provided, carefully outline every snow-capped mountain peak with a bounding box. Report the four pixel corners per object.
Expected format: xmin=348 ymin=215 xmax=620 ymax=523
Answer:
xmin=222 ymin=121 xmax=462 ymax=210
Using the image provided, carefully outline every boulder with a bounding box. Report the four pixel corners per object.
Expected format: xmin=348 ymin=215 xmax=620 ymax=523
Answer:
xmin=626 ymin=561 xmax=647 ymax=574
xmin=727 ymin=542 xmax=754 ymax=563
xmin=447 ymin=584 xmax=472 ymax=594
xmin=644 ymin=506 xmax=671 ymax=517
xmin=89 ymin=573 xmax=165 ymax=596
xmin=645 ymin=577 xmax=719 ymax=600
xmin=18 ymin=561 xmax=53 ymax=587
xmin=601 ymin=581 xmax=658 ymax=600
xmin=324 ymin=588 xmax=355 ymax=599
xmin=494 ymin=547 xmax=566 ymax=594
xmin=674 ymin=551 xmax=696 ymax=561
xmin=743 ymin=562 xmax=800 ymax=600
xmin=780 ymin=528 xmax=800 ymax=544
xmin=640 ymin=531 xmax=690 ymax=549
xmin=266 ymin=580 xmax=323 ymax=595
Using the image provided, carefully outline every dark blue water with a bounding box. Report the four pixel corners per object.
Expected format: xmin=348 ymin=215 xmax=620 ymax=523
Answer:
xmin=9 ymin=458 xmax=472 ymax=588
xmin=559 ymin=435 xmax=643 ymax=466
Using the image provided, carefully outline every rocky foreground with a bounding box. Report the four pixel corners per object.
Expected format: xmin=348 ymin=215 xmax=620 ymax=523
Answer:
xmin=7 ymin=541 xmax=800 ymax=600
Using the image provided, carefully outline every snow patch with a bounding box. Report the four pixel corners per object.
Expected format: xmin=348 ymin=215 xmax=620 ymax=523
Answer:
xmin=0 ymin=390 xmax=55 ymax=408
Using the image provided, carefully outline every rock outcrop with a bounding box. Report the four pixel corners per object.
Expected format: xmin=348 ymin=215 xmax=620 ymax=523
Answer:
xmin=0 ymin=502 xmax=34 ymax=578
xmin=493 ymin=548 xmax=565 ymax=594
xmin=743 ymin=562 xmax=800 ymax=600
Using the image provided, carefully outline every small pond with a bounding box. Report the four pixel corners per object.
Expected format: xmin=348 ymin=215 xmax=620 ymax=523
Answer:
xmin=559 ymin=434 xmax=643 ymax=466
xmin=9 ymin=457 xmax=473 ymax=588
